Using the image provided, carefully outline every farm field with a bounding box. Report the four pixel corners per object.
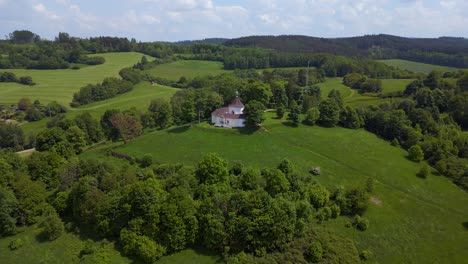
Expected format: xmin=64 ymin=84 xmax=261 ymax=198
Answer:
xmin=82 ymin=113 xmax=468 ymax=264
xmin=0 ymin=52 xmax=145 ymax=106
xmin=379 ymin=59 xmax=463 ymax=74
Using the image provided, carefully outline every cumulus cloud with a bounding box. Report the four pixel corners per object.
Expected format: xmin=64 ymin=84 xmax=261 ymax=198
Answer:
xmin=33 ymin=3 xmax=60 ymax=20
xmin=0 ymin=0 xmax=466 ymax=41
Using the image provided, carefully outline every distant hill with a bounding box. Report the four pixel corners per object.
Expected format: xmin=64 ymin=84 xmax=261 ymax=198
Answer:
xmin=224 ymin=34 xmax=468 ymax=68
xmin=173 ymin=38 xmax=229 ymax=45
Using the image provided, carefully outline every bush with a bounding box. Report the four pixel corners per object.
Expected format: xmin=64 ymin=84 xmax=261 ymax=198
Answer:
xmin=408 ymin=144 xmax=424 ymax=162
xmin=417 ymin=165 xmax=430 ymax=179
xmin=9 ymin=239 xmax=23 ymax=250
xmin=41 ymin=210 xmax=65 ymax=240
xmin=353 ymin=215 xmax=369 ymax=231
xmin=140 ymin=154 xmax=153 ymax=168
xmin=360 ymin=249 xmax=372 ymax=260
xmin=307 ymin=242 xmax=323 ymax=263
xmin=305 ymin=107 xmax=320 ymax=125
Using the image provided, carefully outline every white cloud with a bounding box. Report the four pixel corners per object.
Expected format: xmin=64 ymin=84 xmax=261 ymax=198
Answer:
xmin=141 ymin=15 xmax=160 ymax=24
xmin=33 ymin=3 xmax=60 ymax=20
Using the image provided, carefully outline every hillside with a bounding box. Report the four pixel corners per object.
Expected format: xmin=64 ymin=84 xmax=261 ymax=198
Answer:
xmin=83 ymin=115 xmax=468 ymax=264
xmin=225 ymin=34 xmax=468 ymax=68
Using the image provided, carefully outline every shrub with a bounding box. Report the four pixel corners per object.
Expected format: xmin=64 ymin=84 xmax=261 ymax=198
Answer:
xmin=307 ymin=242 xmax=323 ymax=263
xmin=9 ymin=239 xmax=23 ymax=250
xmin=41 ymin=210 xmax=65 ymax=240
xmin=354 ymin=215 xmax=369 ymax=231
xmin=417 ymin=165 xmax=430 ymax=179
xmin=305 ymin=107 xmax=320 ymax=125
xmin=360 ymin=249 xmax=372 ymax=260
xmin=408 ymin=144 xmax=424 ymax=162
xmin=140 ymin=154 xmax=153 ymax=168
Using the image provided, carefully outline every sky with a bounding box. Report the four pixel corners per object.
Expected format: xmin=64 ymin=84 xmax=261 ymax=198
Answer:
xmin=0 ymin=0 xmax=467 ymax=42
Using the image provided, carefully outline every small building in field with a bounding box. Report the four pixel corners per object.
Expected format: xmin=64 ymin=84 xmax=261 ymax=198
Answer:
xmin=211 ymin=96 xmax=245 ymax=128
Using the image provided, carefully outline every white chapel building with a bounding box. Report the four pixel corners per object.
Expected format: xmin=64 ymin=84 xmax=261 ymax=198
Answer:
xmin=211 ymin=95 xmax=246 ymax=128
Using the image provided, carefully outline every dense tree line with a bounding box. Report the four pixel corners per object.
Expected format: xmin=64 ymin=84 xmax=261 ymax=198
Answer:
xmin=343 ymin=73 xmax=383 ymax=93
xmin=71 ymin=78 xmax=134 ymax=106
xmin=0 ymin=144 xmax=371 ymax=263
xmin=224 ymin=34 xmax=468 ymax=68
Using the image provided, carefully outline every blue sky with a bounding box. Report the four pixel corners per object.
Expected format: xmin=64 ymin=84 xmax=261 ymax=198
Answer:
xmin=0 ymin=0 xmax=466 ymax=41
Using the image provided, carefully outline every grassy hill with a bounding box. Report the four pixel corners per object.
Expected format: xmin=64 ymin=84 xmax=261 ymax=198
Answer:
xmin=0 ymin=52 xmax=145 ymax=106
xmin=144 ymin=60 xmax=229 ymax=81
xmin=82 ymin=114 xmax=468 ymax=264
xmin=379 ymin=59 xmax=463 ymax=74
xmin=20 ymin=82 xmax=178 ymax=135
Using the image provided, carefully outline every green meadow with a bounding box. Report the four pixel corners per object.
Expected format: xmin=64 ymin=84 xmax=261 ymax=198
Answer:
xmin=83 ymin=113 xmax=468 ymax=264
xmin=0 ymin=52 xmax=145 ymax=106
xmin=379 ymin=59 xmax=464 ymax=74
xmin=144 ymin=60 xmax=229 ymax=80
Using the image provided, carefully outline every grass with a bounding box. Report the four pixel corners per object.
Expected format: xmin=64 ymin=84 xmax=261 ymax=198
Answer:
xmin=144 ymin=60 xmax=229 ymax=81
xmin=0 ymin=225 xmax=133 ymax=264
xmin=20 ymin=82 xmax=178 ymax=135
xmin=0 ymin=52 xmax=146 ymax=106
xmin=379 ymin=59 xmax=464 ymax=74
xmin=82 ymin=113 xmax=468 ymax=264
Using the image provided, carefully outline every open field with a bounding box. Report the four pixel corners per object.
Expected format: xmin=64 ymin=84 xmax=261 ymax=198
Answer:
xmin=82 ymin=113 xmax=468 ymax=264
xmin=144 ymin=60 xmax=229 ymax=80
xmin=20 ymin=82 xmax=178 ymax=135
xmin=0 ymin=52 xmax=145 ymax=106
xmin=379 ymin=59 xmax=464 ymax=74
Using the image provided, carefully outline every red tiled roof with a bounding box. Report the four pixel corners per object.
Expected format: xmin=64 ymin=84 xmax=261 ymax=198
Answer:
xmin=212 ymin=107 xmax=245 ymax=119
xmin=229 ymin=97 xmax=244 ymax=108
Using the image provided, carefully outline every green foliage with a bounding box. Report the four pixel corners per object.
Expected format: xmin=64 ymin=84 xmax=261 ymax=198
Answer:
xmin=196 ymin=153 xmax=228 ymax=184
xmin=360 ymin=249 xmax=372 ymax=261
xmin=275 ymin=106 xmax=285 ymax=119
xmin=72 ymin=78 xmax=133 ymax=106
xmin=262 ymin=169 xmax=290 ymax=196
xmin=0 ymin=187 xmax=18 ymax=237
xmin=74 ymin=113 xmax=104 ymax=144
xmin=8 ymin=238 xmax=23 ymax=250
xmin=408 ymin=145 xmax=424 ymax=162
xmin=288 ymin=100 xmax=301 ymax=126
xmin=65 ymin=126 xmax=87 ymax=154
xmin=417 ymin=164 xmax=430 ymax=179
xmin=353 ymin=215 xmax=370 ymax=231
xmin=304 ymin=107 xmax=320 ymax=125
xmin=0 ymin=124 xmax=25 ymax=150
xmin=140 ymin=154 xmax=153 ymax=168
xmin=146 ymin=98 xmax=173 ymax=129
xmin=41 ymin=208 xmax=65 ymax=241
xmin=244 ymin=100 xmax=266 ymax=128
xmin=120 ymin=229 xmax=166 ymax=263
xmin=307 ymin=242 xmax=323 ymax=263
xmin=308 ymin=184 xmax=330 ymax=209
xmin=318 ymin=99 xmax=340 ymax=127
xmin=339 ymin=106 xmax=363 ymax=128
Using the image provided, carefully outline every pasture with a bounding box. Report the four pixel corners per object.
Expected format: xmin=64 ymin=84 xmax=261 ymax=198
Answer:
xmin=144 ymin=60 xmax=229 ymax=81
xmin=0 ymin=52 xmax=145 ymax=106
xmin=379 ymin=59 xmax=463 ymax=74
xmin=82 ymin=113 xmax=468 ymax=264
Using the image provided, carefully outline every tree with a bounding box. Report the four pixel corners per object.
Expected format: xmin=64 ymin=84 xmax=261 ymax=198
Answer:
xmin=457 ymin=73 xmax=468 ymax=92
xmin=110 ymin=113 xmax=142 ymax=144
xmin=417 ymin=164 xmax=430 ymax=179
xmin=41 ymin=208 xmax=64 ymax=241
xmin=0 ymin=187 xmax=18 ymax=237
xmin=404 ymin=79 xmax=424 ymax=95
xmin=408 ymin=145 xmax=424 ymax=162
xmin=288 ymin=100 xmax=301 ymax=126
xmin=0 ymin=125 xmax=25 ymax=150
xmin=327 ymin=89 xmax=343 ymax=108
xmin=17 ymin=97 xmax=32 ymax=111
xmin=65 ymin=126 xmax=87 ymax=154
xmin=276 ymin=106 xmax=285 ymax=119
xmin=100 ymin=109 xmax=121 ymax=141
xmin=262 ymin=169 xmax=290 ymax=196
xmin=339 ymin=106 xmax=363 ymax=128
xmin=304 ymin=107 xmax=320 ymax=125
xmin=318 ymin=99 xmax=340 ymax=127
xmin=244 ymin=100 xmax=265 ymax=128
xmin=74 ymin=113 xmax=103 ymax=144
xmin=147 ymin=98 xmax=172 ymax=129
xmin=196 ymin=153 xmax=228 ymax=184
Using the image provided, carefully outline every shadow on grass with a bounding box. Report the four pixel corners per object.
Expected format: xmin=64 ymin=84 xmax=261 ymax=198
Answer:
xmin=167 ymin=125 xmax=191 ymax=134
xmin=236 ymin=126 xmax=261 ymax=135
xmin=281 ymin=121 xmax=299 ymax=127
xmin=463 ymin=222 xmax=468 ymax=230
xmin=34 ymin=230 xmax=49 ymax=243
